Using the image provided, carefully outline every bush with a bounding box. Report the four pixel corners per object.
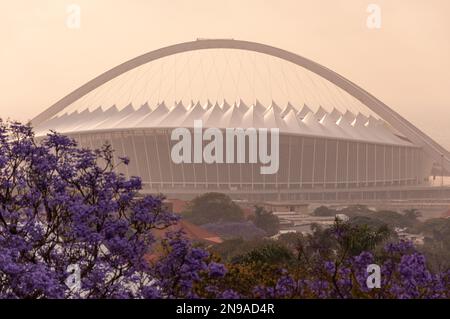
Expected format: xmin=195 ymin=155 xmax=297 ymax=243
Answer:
xmin=183 ymin=192 xmax=244 ymax=225
xmin=312 ymin=206 xmax=336 ymax=216
xmin=249 ymin=206 xmax=280 ymax=236
xmin=202 ymin=221 xmax=266 ymax=240
xmin=232 ymin=242 xmax=294 ymax=265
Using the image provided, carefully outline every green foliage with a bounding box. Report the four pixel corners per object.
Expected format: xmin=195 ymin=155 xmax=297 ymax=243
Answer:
xmin=276 ymin=232 xmax=305 ymax=253
xmin=340 ymin=205 xmax=374 ymax=216
xmin=249 ymin=206 xmax=280 ymax=236
xmin=212 ymin=220 xmax=392 ymax=272
xmin=312 ymin=205 xmax=336 ymax=216
xmin=374 ymin=210 xmax=418 ymax=228
xmin=204 ymin=261 xmax=284 ymax=296
xmin=343 ymin=207 xmax=419 ymax=229
xmin=349 ymin=215 xmax=389 ymax=229
xmin=183 ymin=192 xmax=244 ymax=225
xmin=403 ymin=208 xmax=422 ymax=220
xmin=204 ymin=219 xmax=401 ymax=297
xmin=211 ymin=238 xmax=280 ymax=263
xmin=203 ymin=221 xmax=266 ymax=240
xmin=331 ymin=220 xmax=392 ymax=256
xmin=417 ymin=218 xmax=450 ymax=237
xmin=416 ymin=218 xmax=450 ymax=271
xmin=207 ymin=204 xmax=450 ymax=293
xmin=281 ymin=222 xmax=392 ymax=269
xmin=232 ymin=241 xmax=294 ymax=265
xmin=210 ymin=238 xmax=247 ymax=262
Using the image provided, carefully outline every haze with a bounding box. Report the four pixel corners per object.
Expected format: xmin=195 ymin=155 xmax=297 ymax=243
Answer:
xmin=0 ymin=0 xmax=449 ymax=148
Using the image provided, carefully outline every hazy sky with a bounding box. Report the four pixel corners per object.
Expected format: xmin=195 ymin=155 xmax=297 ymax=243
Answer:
xmin=1 ymin=0 xmax=449 ymax=147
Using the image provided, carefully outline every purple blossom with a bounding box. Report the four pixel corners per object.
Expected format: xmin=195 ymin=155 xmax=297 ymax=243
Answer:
xmin=208 ymin=262 xmax=227 ymax=278
xmin=0 ymin=121 xmax=218 ymax=299
xmin=0 ymin=121 xmax=448 ymax=299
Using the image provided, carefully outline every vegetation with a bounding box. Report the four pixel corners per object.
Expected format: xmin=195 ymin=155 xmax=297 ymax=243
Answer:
xmin=312 ymin=205 xmax=336 ymax=216
xmin=416 ymin=218 xmax=450 ymax=272
xmin=201 ymin=220 xmax=449 ymax=298
xmin=182 ymin=192 xmax=244 ymax=225
xmin=0 ymin=121 xmax=448 ymax=299
xmin=248 ymin=206 xmax=280 ymax=236
xmin=202 ymin=221 xmax=266 ymax=240
xmin=0 ymin=121 xmax=220 ymax=298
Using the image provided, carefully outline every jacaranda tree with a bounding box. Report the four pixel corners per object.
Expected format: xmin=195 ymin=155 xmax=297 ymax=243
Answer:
xmin=0 ymin=120 xmax=448 ymax=299
xmin=0 ymin=120 xmax=223 ymax=298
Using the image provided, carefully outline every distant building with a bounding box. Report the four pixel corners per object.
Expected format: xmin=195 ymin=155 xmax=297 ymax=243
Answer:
xmin=335 ymin=214 xmax=350 ymax=222
xmin=394 ymin=227 xmax=425 ymax=246
xmin=262 ymin=202 xmax=309 ymax=214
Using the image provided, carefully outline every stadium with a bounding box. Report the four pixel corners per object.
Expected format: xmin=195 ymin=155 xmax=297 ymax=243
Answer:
xmin=31 ymin=39 xmax=449 ymax=201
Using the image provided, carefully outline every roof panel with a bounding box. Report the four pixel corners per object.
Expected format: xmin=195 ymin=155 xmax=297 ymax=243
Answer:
xmin=264 ymin=106 xmax=286 ymax=130
xmin=135 ymin=102 xmax=169 ymax=127
xmin=92 ymin=104 xmax=134 ymax=130
xmin=297 ymin=104 xmax=313 ymax=119
xmin=281 ymin=102 xmax=296 ymax=118
xmin=202 ymin=103 xmax=224 ymax=127
xmin=158 ymin=102 xmax=188 ymax=127
xmin=222 ymin=104 xmax=243 ymax=127
xmin=33 ymin=100 xmax=416 ymax=146
xmin=181 ymin=102 xmax=206 ymax=126
xmin=113 ymin=103 xmax=152 ymax=128
xmin=241 ymin=105 xmax=264 ymax=128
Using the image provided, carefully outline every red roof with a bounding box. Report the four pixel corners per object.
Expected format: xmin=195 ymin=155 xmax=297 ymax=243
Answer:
xmin=441 ymin=209 xmax=450 ymax=218
xmin=166 ymin=198 xmax=189 ymax=214
xmin=152 ymin=220 xmax=223 ymax=244
xmin=178 ymin=220 xmax=223 ymax=244
xmin=145 ymin=220 xmax=222 ymax=264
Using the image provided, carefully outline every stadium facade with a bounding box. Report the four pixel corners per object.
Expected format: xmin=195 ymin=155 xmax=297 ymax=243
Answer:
xmin=32 ymin=39 xmax=448 ymax=201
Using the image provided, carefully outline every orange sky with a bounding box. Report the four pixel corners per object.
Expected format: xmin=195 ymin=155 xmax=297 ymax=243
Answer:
xmin=0 ymin=0 xmax=449 ymax=147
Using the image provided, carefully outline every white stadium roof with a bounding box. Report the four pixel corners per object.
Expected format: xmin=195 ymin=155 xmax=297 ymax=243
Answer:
xmin=34 ymin=100 xmax=413 ymax=146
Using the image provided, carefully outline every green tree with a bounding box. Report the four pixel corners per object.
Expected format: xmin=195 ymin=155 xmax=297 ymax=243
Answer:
xmin=249 ymin=206 xmax=280 ymax=236
xmin=403 ymin=208 xmax=422 ymax=220
xmin=183 ymin=192 xmax=244 ymax=225
xmin=312 ymin=205 xmax=336 ymax=216
xmin=370 ymin=210 xmax=417 ymax=228
xmin=331 ymin=219 xmax=392 ymax=256
xmin=349 ymin=215 xmax=388 ymax=229
xmin=232 ymin=241 xmax=294 ymax=265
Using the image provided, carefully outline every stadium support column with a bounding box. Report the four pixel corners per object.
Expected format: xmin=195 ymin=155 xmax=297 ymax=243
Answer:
xmin=346 ymin=141 xmax=349 ymax=189
xmin=335 ymin=140 xmax=339 ymax=189
xmin=374 ymin=144 xmax=377 ymax=186
xmin=324 ymin=140 xmax=327 ymax=190
xmin=300 ymin=137 xmax=304 ymax=188
xmin=288 ymin=136 xmax=292 ymax=189
xmin=131 ymin=134 xmax=141 ymax=179
xmin=154 ymin=135 xmax=163 ymax=190
xmin=165 ymin=134 xmax=174 ymax=188
xmin=143 ymin=132 xmax=153 ymax=186
xmin=356 ymin=142 xmax=359 ymax=187
xmin=120 ymin=133 xmax=130 ymax=179
xmin=366 ymin=144 xmax=369 ymax=187
xmin=383 ymin=145 xmax=386 ymax=186
xmin=391 ymin=145 xmax=394 ymax=185
xmin=312 ymin=138 xmax=316 ymax=189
